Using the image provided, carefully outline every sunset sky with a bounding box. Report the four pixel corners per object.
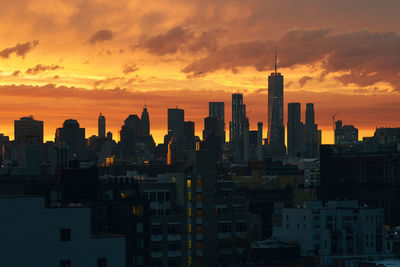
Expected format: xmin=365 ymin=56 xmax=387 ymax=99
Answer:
xmin=0 ymin=0 xmax=399 ymax=144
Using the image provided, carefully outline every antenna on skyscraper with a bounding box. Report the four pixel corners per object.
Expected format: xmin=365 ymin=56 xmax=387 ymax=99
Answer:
xmin=274 ymin=46 xmax=278 ymax=75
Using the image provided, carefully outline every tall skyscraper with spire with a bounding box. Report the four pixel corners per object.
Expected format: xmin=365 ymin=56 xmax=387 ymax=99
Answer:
xmin=140 ymin=106 xmax=150 ymax=137
xmin=267 ymin=49 xmax=285 ymax=158
xmin=98 ymin=113 xmax=106 ymax=138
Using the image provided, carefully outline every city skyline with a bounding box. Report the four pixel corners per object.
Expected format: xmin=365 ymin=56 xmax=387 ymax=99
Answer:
xmin=1 ymin=0 xmax=400 ymax=143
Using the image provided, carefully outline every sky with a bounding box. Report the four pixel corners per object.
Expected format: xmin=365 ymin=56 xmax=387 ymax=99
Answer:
xmin=0 ymin=0 xmax=399 ymax=144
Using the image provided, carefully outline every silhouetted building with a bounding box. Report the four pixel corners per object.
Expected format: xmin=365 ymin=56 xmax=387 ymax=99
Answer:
xmin=184 ymin=121 xmax=195 ymax=151
xmin=320 ymin=145 xmax=400 ymax=226
xmin=55 ymin=119 xmax=86 ymax=159
xmin=14 ymin=116 xmax=43 ymax=144
xmin=230 ymin=94 xmax=246 ymax=162
xmin=335 ymin=120 xmax=358 ymax=144
xmin=287 ymin=103 xmax=302 ymax=157
xmin=98 ymin=113 xmax=106 ymax=138
xmin=267 ymin=52 xmax=285 ymax=159
xmin=304 ymin=103 xmax=319 ymax=158
xmin=168 ymin=108 xmax=184 ymax=143
xmin=209 ymin=102 xmax=225 ymax=142
xmin=140 ymin=106 xmax=150 ymax=137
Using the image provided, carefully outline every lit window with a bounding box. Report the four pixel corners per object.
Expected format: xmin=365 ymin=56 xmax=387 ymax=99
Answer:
xmin=196 ymin=193 xmax=202 ymax=202
xmin=188 ymin=192 xmax=192 ymax=202
xmin=196 ymin=209 xmax=202 ymax=218
xmin=188 ymin=240 xmax=192 ymax=250
xmin=196 ymin=242 xmax=202 ymax=250
xmin=196 ymin=225 xmax=202 ymax=234
xmin=188 ymin=224 xmax=192 ymax=234
xmin=132 ymin=205 xmax=143 ymax=216
xmin=196 ymin=179 xmax=202 ymax=187
xmin=188 ymin=208 xmax=192 ymax=218
xmin=187 ymin=180 xmax=191 ymax=188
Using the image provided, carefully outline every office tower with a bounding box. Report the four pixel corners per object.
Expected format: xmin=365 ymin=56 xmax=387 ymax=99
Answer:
xmin=184 ymin=121 xmax=195 ymax=150
xmin=287 ymin=103 xmax=302 ymax=157
xmin=209 ymin=102 xmax=225 ymax=142
xmin=230 ymin=94 xmax=246 ymax=162
xmin=106 ymin=131 xmax=113 ymax=140
xmin=335 ymin=120 xmax=358 ymax=144
xmin=257 ymin=122 xmax=263 ymax=160
xmin=140 ymin=106 xmax=150 ymax=137
xmin=168 ymin=108 xmax=184 ymax=142
xmin=98 ymin=113 xmax=106 ymax=138
xmin=14 ymin=116 xmax=43 ymax=144
xmin=55 ymin=119 xmax=86 ymax=158
xmin=243 ymin=118 xmax=249 ymax=162
xmin=304 ymin=103 xmax=318 ymax=158
xmin=267 ymin=51 xmax=285 ymax=158
xmin=120 ymin=115 xmax=142 ymax=157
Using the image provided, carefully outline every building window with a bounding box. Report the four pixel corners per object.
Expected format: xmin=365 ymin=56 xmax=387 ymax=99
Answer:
xmin=196 ymin=178 xmax=202 ymax=187
xmin=60 ymin=260 xmax=71 ymax=267
xmin=137 ymin=238 xmax=144 ymax=249
xmin=168 ymin=224 xmax=181 ymax=235
xmin=218 ymin=223 xmax=231 ymax=233
xmin=196 ymin=209 xmax=202 ymax=218
xmin=60 ymin=228 xmax=71 ymax=242
xmin=196 ymin=193 xmax=202 ymax=202
xmin=188 ymin=208 xmax=192 ymax=218
xmin=188 ymin=192 xmax=192 ymax=202
xmin=132 ymin=205 xmax=143 ymax=216
xmin=196 ymin=225 xmax=202 ymax=234
xmin=187 ymin=180 xmax=191 ymax=188
xmin=151 ymin=224 xmax=162 ymax=235
xmin=136 ymin=222 xmax=144 ymax=233
xmin=97 ymin=258 xmax=107 ymax=267
xmin=188 ymin=224 xmax=192 ymax=234
xmin=236 ymin=222 xmax=247 ymax=233
xmin=196 ymin=242 xmax=202 ymax=250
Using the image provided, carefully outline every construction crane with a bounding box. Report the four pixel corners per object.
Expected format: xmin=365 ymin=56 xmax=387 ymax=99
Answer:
xmin=332 ymin=110 xmax=340 ymax=143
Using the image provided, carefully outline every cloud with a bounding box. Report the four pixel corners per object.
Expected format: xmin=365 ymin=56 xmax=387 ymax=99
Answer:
xmin=0 ymin=40 xmax=39 ymax=58
xmin=182 ymin=28 xmax=400 ymax=90
xmin=299 ymin=76 xmax=312 ymax=87
xmin=122 ymin=63 xmax=139 ymax=74
xmin=133 ymin=26 xmax=219 ymax=56
xmin=25 ymin=64 xmax=62 ymax=75
xmin=12 ymin=70 xmax=21 ymax=76
xmin=88 ymin=29 xmax=114 ymax=44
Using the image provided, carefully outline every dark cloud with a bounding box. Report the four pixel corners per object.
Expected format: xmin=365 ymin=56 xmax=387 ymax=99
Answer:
xmin=0 ymin=40 xmax=39 ymax=58
xmin=12 ymin=70 xmax=21 ymax=76
xmin=299 ymin=76 xmax=312 ymax=87
xmin=123 ymin=63 xmax=139 ymax=74
xmin=25 ymin=64 xmax=62 ymax=75
xmin=182 ymin=28 xmax=400 ymax=90
xmin=88 ymin=29 xmax=114 ymax=44
xmin=133 ymin=26 xmax=219 ymax=56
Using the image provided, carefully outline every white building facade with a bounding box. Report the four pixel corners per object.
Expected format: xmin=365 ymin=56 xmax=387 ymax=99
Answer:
xmin=273 ymin=201 xmax=391 ymax=257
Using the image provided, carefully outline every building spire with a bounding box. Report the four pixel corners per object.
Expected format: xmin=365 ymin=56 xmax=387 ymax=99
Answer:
xmin=274 ymin=46 xmax=278 ymax=75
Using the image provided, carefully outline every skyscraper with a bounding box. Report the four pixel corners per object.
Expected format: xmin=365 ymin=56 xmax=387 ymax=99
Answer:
xmin=168 ymin=108 xmax=184 ymax=142
xmin=304 ymin=103 xmax=318 ymax=158
xmin=98 ymin=113 xmax=106 ymax=138
xmin=287 ymin=103 xmax=301 ymax=157
xmin=209 ymin=102 xmax=225 ymax=142
xmin=140 ymin=106 xmax=150 ymax=137
xmin=230 ymin=94 xmax=246 ymax=162
xmin=14 ymin=116 xmax=43 ymax=144
xmin=267 ymin=50 xmax=285 ymax=158
xmin=55 ymin=119 xmax=86 ymax=158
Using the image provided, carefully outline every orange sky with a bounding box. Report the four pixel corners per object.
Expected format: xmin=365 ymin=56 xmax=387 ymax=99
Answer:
xmin=0 ymin=0 xmax=399 ymax=144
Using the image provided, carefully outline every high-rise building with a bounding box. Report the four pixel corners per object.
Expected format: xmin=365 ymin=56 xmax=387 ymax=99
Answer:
xmin=140 ymin=106 xmax=150 ymax=137
xmin=287 ymin=103 xmax=302 ymax=157
xmin=98 ymin=113 xmax=106 ymax=138
xmin=267 ymin=51 xmax=285 ymax=158
xmin=209 ymin=102 xmax=225 ymax=142
xmin=14 ymin=116 xmax=43 ymax=144
xmin=335 ymin=120 xmax=358 ymax=144
xmin=230 ymin=94 xmax=246 ymax=162
xmin=55 ymin=119 xmax=86 ymax=159
xmin=168 ymin=108 xmax=184 ymax=142
xmin=120 ymin=115 xmax=142 ymax=158
xmin=304 ymin=103 xmax=318 ymax=158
